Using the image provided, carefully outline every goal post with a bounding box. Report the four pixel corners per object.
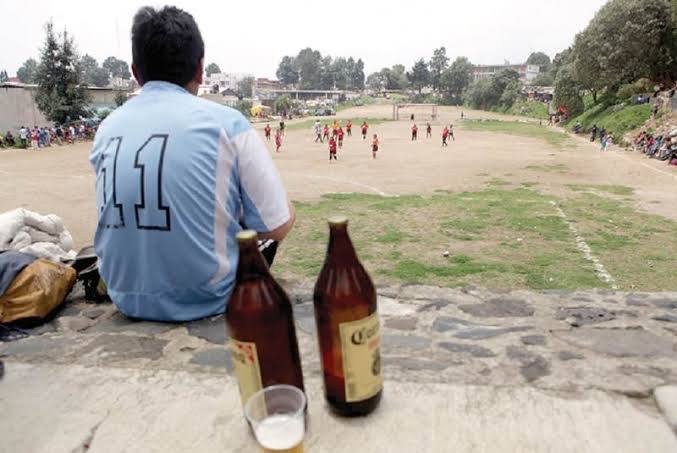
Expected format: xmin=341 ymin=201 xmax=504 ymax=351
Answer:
xmin=393 ymin=103 xmax=438 ymax=121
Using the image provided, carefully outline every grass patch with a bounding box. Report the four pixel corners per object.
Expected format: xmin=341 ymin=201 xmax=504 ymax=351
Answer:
xmin=560 ymin=193 xmax=677 ymax=290
xmin=524 ymin=163 xmax=569 ymax=173
xmin=488 ymin=178 xmax=510 ymax=186
xmin=503 ymin=99 xmax=549 ymax=120
xmin=286 ymin=117 xmax=388 ymax=131
xmin=566 ymin=103 xmax=651 ymax=143
xmin=567 ymin=184 xmax=634 ymax=196
xmin=276 ymin=188 xmax=606 ymax=290
xmin=463 ymin=120 xmax=570 ymax=148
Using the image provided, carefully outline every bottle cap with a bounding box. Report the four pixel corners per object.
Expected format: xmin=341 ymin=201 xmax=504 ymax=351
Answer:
xmin=328 ymin=215 xmax=348 ymax=226
xmin=237 ymin=230 xmax=258 ymax=241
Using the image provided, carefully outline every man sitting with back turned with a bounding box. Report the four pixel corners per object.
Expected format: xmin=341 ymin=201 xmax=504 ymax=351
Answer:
xmin=90 ymin=6 xmax=294 ymax=321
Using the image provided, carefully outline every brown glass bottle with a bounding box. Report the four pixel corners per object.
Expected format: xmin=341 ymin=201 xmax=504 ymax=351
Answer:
xmin=226 ymin=230 xmax=304 ymax=407
xmin=313 ymin=216 xmax=383 ymax=416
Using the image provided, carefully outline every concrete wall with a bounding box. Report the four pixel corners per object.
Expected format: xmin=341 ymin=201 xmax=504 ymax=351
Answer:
xmin=0 ymin=86 xmax=51 ymax=131
xmin=0 ymin=86 xmax=124 ymax=132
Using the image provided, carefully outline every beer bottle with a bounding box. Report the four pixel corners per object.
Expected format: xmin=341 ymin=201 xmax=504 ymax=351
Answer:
xmin=313 ymin=216 xmax=383 ymax=416
xmin=226 ymin=230 xmax=304 ymax=407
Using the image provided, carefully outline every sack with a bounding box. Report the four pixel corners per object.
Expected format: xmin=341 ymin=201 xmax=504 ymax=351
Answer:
xmin=0 ymin=259 xmax=76 ymax=323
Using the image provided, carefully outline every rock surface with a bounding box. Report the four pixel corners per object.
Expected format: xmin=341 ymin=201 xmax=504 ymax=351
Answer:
xmin=1 ymin=283 xmax=677 ymax=451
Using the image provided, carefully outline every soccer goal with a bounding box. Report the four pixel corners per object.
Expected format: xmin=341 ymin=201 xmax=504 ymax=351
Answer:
xmin=392 ymin=103 xmax=438 ymax=121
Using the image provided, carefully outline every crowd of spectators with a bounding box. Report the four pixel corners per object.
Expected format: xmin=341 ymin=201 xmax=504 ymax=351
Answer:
xmin=633 ymin=129 xmax=677 ymax=166
xmin=0 ymin=123 xmax=97 ymax=150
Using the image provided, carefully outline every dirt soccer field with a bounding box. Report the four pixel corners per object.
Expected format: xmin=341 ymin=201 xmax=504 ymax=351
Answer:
xmin=2 ymin=105 xmax=676 ymax=291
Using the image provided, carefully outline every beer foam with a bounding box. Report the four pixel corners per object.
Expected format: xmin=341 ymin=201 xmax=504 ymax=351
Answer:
xmin=255 ymin=414 xmax=304 ymax=450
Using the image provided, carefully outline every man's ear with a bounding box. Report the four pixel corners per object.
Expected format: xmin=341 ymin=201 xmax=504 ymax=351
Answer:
xmin=132 ymin=64 xmax=143 ymax=86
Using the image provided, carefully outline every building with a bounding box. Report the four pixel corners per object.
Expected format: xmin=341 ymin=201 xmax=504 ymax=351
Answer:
xmin=472 ymin=64 xmax=540 ymax=83
xmin=0 ymin=82 xmax=131 ymax=131
xmin=200 ymin=72 xmax=253 ymax=94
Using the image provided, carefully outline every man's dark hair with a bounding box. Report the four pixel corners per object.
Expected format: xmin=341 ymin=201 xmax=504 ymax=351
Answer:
xmin=132 ymin=6 xmax=204 ymax=86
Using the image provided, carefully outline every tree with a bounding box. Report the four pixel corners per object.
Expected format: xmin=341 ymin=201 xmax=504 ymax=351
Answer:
xmin=465 ymin=79 xmax=494 ymax=110
xmin=237 ymin=76 xmax=254 ymax=98
xmin=81 ymin=54 xmax=110 ymax=87
xmin=17 ymin=58 xmax=38 ymax=83
xmin=440 ymin=56 xmax=473 ymax=101
xmin=102 ymin=56 xmax=131 ymax=80
xmin=235 ymin=100 xmax=253 ymax=117
xmin=532 ymin=73 xmax=554 ymax=86
xmin=499 ymin=79 xmax=522 ymax=108
xmin=276 ymin=56 xmax=299 ymax=86
xmin=34 ymin=22 xmax=91 ymax=124
xmin=274 ymin=95 xmax=292 ymax=114
xmin=205 ymin=62 xmax=221 ymax=77
xmin=296 ymin=48 xmax=323 ymax=89
xmin=389 ymin=65 xmax=408 ymax=90
xmin=554 ymin=64 xmax=584 ymax=116
xmin=0 ymin=70 xmax=8 ymax=83
xmin=526 ymin=52 xmax=551 ymax=71
xmin=366 ymin=71 xmax=386 ymax=91
xmin=429 ymin=47 xmax=449 ymax=92
xmin=114 ymin=90 xmax=127 ymax=107
xmin=407 ymin=59 xmax=430 ymax=94
xmin=572 ymin=0 xmax=676 ymax=95
xmin=319 ymin=55 xmax=335 ymax=90
xmin=352 ymin=58 xmax=365 ymax=90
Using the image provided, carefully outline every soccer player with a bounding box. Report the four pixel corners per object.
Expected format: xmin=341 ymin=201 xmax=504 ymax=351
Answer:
xmin=426 ymin=123 xmax=432 ymax=138
xmin=275 ymin=129 xmax=282 ymax=152
xmin=372 ymin=134 xmax=379 ymax=159
xmin=279 ymin=119 xmax=285 ymax=136
xmin=442 ymin=126 xmax=449 ymax=147
xmin=89 ymin=6 xmax=294 ymax=322
xmin=328 ymin=136 xmax=337 ymax=161
xmin=323 ymin=123 xmax=330 ymax=141
xmin=361 ymin=121 xmax=369 ymax=140
xmin=411 ymin=123 xmax=418 ymax=141
xmin=314 ymin=120 xmax=323 ymax=143
xmin=346 ymin=120 xmax=352 ymax=136
xmin=449 ymin=124 xmax=455 ymax=142
xmin=337 ymin=127 xmax=344 ymax=148
xmin=264 ymin=123 xmax=271 ymax=141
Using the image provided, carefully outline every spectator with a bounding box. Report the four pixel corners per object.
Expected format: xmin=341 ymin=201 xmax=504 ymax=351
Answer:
xmin=89 ymin=5 xmax=295 ymax=322
xmin=31 ymin=127 xmax=39 ymax=149
xmin=4 ymin=131 xmax=15 ymax=147
xmin=19 ymin=126 xmax=28 ymax=148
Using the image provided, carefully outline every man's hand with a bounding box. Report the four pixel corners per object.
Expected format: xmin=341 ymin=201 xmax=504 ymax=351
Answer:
xmin=259 ymin=200 xmax=295 ymax=242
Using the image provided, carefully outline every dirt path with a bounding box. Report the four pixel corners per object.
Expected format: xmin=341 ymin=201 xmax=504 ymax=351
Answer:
xmin=1 ymin=105 xmax=675 ymax=247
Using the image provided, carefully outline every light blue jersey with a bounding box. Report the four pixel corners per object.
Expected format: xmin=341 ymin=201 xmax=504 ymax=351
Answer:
xmin=90 ymin=81 xmax=289 ymax=321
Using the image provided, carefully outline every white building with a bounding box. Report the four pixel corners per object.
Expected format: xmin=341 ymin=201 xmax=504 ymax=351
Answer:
xmin=200 ymin=72 xmax=253 ymax=95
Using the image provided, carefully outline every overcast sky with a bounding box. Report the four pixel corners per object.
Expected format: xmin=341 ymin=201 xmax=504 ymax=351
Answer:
xmin=2 ymin=0 xmax=608 ymax=79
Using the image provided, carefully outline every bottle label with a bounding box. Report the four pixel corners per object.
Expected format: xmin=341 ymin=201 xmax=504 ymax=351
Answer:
xmin=230 ymin=339 xmax=263 ymax=406
xmin=339 ymin=312 xmax=383 ymax=402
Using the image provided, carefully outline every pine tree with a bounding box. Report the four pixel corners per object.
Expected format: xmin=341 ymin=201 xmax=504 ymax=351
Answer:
xmin=34 ymin=22 xmax=91 ymax=124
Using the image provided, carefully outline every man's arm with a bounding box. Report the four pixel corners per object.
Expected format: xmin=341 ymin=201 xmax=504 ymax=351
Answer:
xmin=235 ymin=121 xmax=295 ymax=241
xmin=258 ymin=200 xmax=295 ymax=242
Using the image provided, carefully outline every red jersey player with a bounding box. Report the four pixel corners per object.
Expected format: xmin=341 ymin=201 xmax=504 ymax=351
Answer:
xmin=264 ymin=123 xmax=271 ymax=141
xmin=337 ymin=127 xmax=345 ymax=148
xmin=328 ymin=136 xmax=337 ymax=161
xmin=442 ymin=126 xmax=449 ymax=147
xmin=371 ymin=134 xmax=379 ymax=159
xmin=323 ymin=124 xmax=330 ymax=140
xmin=275 ymin=129 xmax=282 ymax=152
xmin=411 ymin=123 xmax=418 ymax=141
xmin=361 ymin=121 xmax=369 ymax=140
xmin=346 ymin=120 xmax=352 ymax=136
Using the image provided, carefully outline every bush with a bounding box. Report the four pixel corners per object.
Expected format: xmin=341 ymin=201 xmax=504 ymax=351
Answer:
xmin=616 ymin=78 xmax=654 ymax=100
xmin=97 ymin=109 xmax=113 ymax=121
